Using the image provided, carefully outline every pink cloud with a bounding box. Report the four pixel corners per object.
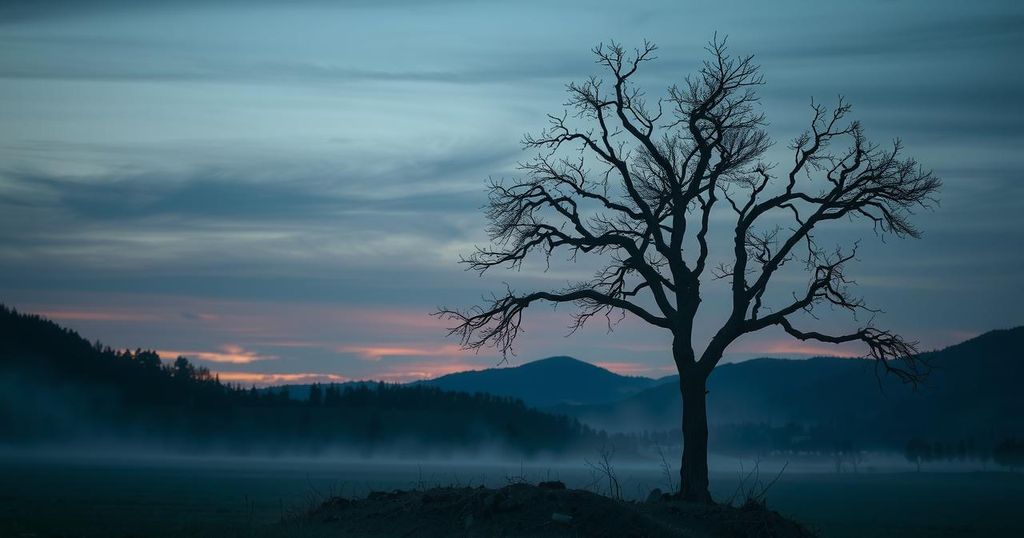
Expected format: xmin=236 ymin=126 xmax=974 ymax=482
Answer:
xmin=337 ymin=343 xmax=468 ymax=361
xmin=158 ymin=345 xmax=276 ymax=364
xmin=215 ymin=371 xmax=350 ymax=386
xmin=593 ymin=361 xmax=676 ymax=377
xmin=37 ymin=309 xmax=162 ymax=322
xmin=602 ymin=342 xmax=672 ymax=353
xmin=372 ymin=360 xmax=490 ymax=382
xmin=730 ymin=338 xmax=863 ymax=358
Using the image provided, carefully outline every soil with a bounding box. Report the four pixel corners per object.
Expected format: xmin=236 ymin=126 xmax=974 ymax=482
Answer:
xmin=294 ymin=481 xmax=817 ymax=537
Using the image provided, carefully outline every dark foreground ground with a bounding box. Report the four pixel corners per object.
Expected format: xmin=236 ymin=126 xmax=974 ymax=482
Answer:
xmin=0 ymin=455 xmax=1021 ymax=537
xmin=297 ymin=482 xmax=813 ymax=537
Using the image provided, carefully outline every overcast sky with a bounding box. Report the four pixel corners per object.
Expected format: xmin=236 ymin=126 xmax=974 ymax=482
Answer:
xmin=1 ymin=0 xmax=1021 ymax=384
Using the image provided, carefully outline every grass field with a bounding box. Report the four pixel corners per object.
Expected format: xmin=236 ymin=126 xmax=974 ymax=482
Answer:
xmin=1 ymin=455 xmax=1020 ymax=537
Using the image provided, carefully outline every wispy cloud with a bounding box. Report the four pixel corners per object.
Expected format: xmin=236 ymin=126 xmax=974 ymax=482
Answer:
xmin=730 ymin=339 xmax=863 ymax=359
xmin=338 ymin=343 xmax=467 ymax=362
xmin=158 ymin=345 xmax=275 ymax=364
xmin=214 ymin=371 xmax=349 ymax=386
xmin=372 ymin=360 xmax=490 ymax=383
xmin=1 ymin=0 xmax=1021 ymax=382
xmin=593 ymin=361 xmax=676 ymax=377
xmin=37 ymin=308 xmax=161 ymax=322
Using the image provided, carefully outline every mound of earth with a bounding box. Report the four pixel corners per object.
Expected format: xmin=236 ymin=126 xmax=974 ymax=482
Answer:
xmin=296 ymin=481 xmax=815 ymax=537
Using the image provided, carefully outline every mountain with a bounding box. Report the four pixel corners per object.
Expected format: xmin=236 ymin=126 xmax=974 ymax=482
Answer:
xmin=7 ymin=300 xmax=1019 ymax=453
xmin=550 ymin=356 xmax=873 ymax=432
xmin=274 ymin=356 xmax=665 ymax=407
xmin=417 ymin=356 xmax=663 ymax=407
xmin=555 ymin=328 xmax=1024 ymax=447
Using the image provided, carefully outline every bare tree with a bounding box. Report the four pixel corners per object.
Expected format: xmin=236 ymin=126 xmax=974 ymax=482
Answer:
xmin=437 ymin=38 xmax=939 ymax=503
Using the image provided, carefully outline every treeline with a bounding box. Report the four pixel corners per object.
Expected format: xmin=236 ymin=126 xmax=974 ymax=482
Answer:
xmin=635 ymin=424 xmax=1024 ymax=473
xmin=905 ymin=437 xmax=1024 ymax=471
xmin=710 ymin=422 xmax=866 ymax=455
xmin=235 ymin=382 xmax=606 ymax=455
xmin=0 ymin=305 xmax=606 ymax=456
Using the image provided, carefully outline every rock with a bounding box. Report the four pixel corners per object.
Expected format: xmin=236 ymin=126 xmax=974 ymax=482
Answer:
xmin=538 ymin=480 xmax=566 ymax=490
xmin=551 ymin=512 xmax=573 ymax=524
xmin=646 ymin=488 xmax=664 ymax=503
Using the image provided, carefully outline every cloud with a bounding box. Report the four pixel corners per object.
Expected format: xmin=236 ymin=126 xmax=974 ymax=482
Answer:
xmin=0 ymin=162 xmax=491 ymax=224
xmin=757 ymin=12 xmax=1024 ymax=61
xmin=338 ymin=343 xmax=467 ymax=361
xmin=592 ymin=361 xmax=675 ymax=377
xmin=729 ymin=338 xmax=863 ymax=359
xmin=1 ymin=0 xmax=1022 ymax=383
xmin=0 ymin=52 xmax=587 ymax=86
xmin=0 ymin=0 xmax=474 ymax=25
xmin=158 ymin=344 xmax=275 ymax=364
xmin=371 ymin=360 xmax=491 ymax=382
xmin=214 ymin=371 xmax=349 ymax=386
xmin=37 ymin=308 xmax=161 ymax=322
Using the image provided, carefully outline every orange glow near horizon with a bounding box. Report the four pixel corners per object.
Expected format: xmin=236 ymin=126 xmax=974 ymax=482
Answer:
xmin=214 ymin=361 xmax=485 ymax=386
xmin=593 ymin=361 xmax=676 ymax=377
xmin=731 ymin=338 xmax=863 ymax=358
xmin=157 ymin=345 xmax=275 ymax=364
xmin=337 ymin=343 xmax=469 ymax=361
xmin=214 ymin=371 xmax=350 ymax=386
xmin=23 ymin=300 xmax=967 ymax=385
xmin=372 ymin=361 xmax=489 ymax=382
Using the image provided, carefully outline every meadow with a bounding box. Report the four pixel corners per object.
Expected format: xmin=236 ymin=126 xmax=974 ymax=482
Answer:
xmin=1 ymin=454 xmax=1020 ymax=537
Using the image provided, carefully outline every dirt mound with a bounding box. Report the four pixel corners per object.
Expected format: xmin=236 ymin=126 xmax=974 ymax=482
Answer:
xmin=297 ymin=482 xmax=816 ymax=537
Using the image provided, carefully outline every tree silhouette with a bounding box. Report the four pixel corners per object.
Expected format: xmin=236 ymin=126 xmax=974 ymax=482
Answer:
xmin=309 ymin=383 xmax=323 ymax=406
xmin=0 ymin=304 xmax=611 ymax=455
xmin=993 ymin=438 xmax=1024 ymax=471
xmin=905 ymin=437 xmax=930 ymax=472
xmin=438 ymin=38 xmax=939 ymax=502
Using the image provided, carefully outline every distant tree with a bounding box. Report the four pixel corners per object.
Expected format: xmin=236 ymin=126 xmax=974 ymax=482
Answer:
xmin=309 ymin=383 xmax=323 ymax=406
xmin=905 ymin=437 xmax=929 ymax=472
xmin=135 ymin=349 xmax=162 ymax=371
xmin=194 ymin=365 xmax=213 ymax=383
xmin=324 ymin=384 xmax=341 ymax=406
xmin=966 ymin=438 xmax=978 ymax=461
xmin=438 ymin=38 xmax=939 ymax=502
xmin=849 ymin=449 xmax=865 ymax=474
xmin=993 ymin=438 xmax=1024 ymax=471
xmin=172 ymin=356 xmax=194 ymax=381
xmin=978 ymin=442 xmax=992 ymax=468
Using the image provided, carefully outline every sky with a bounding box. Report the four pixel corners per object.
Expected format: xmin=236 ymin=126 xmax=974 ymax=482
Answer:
xmin=1 ymin=0 xmax=1022 ymax=384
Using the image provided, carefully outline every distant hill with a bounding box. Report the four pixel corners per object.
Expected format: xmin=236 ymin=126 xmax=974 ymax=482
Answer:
xmin=554 ymin=328 xmax=1024 ymax=448
xmin=252 ymin=329 xmax=1024 ymax=451
xmin=419 ymin=356 xmax=663 ymax=407
xmin=7 ymin=301 xmax=1019 ymax=454
xmin=0 ymin=305 xmax=606 ymax=456
xmin=273 ymin=356 xmax=664 ymax=407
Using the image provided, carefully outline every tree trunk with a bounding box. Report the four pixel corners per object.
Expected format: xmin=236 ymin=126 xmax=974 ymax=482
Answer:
xmin=679 ymin=373 xmax=712 ymax=503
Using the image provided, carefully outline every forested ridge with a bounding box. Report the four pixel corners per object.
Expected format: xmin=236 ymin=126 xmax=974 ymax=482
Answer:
xmin=0 ymin=305 xmax=606 ymax=456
